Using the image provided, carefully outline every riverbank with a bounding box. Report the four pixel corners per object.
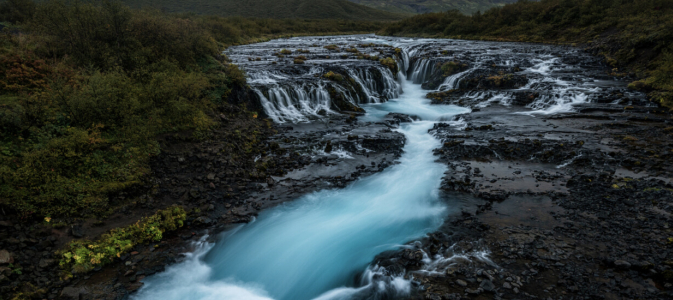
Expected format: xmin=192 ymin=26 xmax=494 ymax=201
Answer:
xmin=0 ymin=1 xmax=391 ymax=298
xmin=3 ymin=31 xmax=672 ymax=299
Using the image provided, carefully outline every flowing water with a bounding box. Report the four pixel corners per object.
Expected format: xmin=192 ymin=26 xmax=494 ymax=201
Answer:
xmin=133 ymin=35 xmax=639 ymax=300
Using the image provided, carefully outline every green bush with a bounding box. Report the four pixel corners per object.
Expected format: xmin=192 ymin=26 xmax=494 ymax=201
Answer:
xmin=0 ymin=0 xmax=36 ymax=24
xmin=58 ymin=206 xmax=187 ymax=274
xmin=0 ymin=0 xmax=382 ymax=221
xmin=379 ymin=57 xmax=398 ymax=74
xmin=32 ymin=0 xmax=218 ymax=72
xmin=323 ymin=71 xmax=344 ymax=82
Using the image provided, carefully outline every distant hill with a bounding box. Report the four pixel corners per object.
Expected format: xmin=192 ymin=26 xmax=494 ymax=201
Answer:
xmin=121 ymin=0 xmax=407 ymax=21
xmin=347 ymin=0 xmax=518 ymax=15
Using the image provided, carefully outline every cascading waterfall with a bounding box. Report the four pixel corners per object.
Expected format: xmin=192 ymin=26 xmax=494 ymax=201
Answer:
xmin=252 ymin=66 xmax=401 ymax=123
xmin=253 ymin=83 xmax=333 ymax=123
xmin=408 ymin=58 xmax=435 ymax=84
xmin=134 ymin=77 xmax=470 ymax=300
xmin=346 ymin=67 xmax=401 ymax=104
xmin=438 ymin=67 xmax=475 ymax=91
xmin=132 ymin=35 xmax=637 ymax=300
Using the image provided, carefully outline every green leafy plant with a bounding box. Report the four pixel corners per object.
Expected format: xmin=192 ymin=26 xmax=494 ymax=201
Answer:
xmin=58 ymin=206 xmax=186 ymax=274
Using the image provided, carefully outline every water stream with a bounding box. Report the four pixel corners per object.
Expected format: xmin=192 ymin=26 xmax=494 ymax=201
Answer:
xmin=132 ymin=35 xmax=639 ymax=300
xmin=133 ymin=73 xmax=468 ymax=300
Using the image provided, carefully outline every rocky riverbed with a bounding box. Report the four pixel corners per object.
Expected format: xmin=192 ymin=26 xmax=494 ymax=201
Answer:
xmin=2 ymin=35 xmax=672 ymax=300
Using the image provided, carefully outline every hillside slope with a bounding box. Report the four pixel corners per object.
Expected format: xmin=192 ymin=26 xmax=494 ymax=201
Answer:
xmin=122 ymin=0 xmax=406 ymax=20
xmin=347 ymin=0 xmax=516 ymax=15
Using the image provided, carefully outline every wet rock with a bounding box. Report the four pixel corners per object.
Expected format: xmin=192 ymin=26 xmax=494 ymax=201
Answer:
xmin=126 ymin=282 xmax=144 ymax=292
xmin=480 ymin=279 xmax=496 ymax=292
xmin=0 ymin=250 xmax=12 ymax=264
xmin=70 ymin=225 xmax=83 ymax=238
xmin=324 ymin=141 xmax=333 ymax=153
xmin=614 ymin=260 xmax=631 ymax=269
xmin=456 ymin=279 xmax=468 ymax=287
xmin=60 ymin=287 xmax=88 ymax=299
xmin=38 ymin=258 xmax=55 ymax=268
xmin=194 ymin=216 xmax=213 ymax=225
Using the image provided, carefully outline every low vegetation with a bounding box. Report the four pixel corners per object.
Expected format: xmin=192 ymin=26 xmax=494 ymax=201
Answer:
xmin=58 ymin=206 xmax=187 ymax=275
xmin=380 ymin=0 xmax=673 ymax=108
xmin=349 ymin=0 xmax=515 ymax=15
xmin=0 ymin=0 xmax=382 ymax=222
xmin=120 ymin=0 xmax=406 ymax=21
xmin=440 ymin=61 xmax=462 ymax=76
xmin=323 ymin=71 xmax=344 ymax=82
xmin=379 ymin=57 xmax=398 ymax=74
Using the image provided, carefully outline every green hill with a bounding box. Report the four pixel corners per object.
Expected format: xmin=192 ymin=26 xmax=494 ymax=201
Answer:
xmin=121 ymin=0 xmax=407 ymax=21
xmin=347 ymin=0 xmax=517 ymax=15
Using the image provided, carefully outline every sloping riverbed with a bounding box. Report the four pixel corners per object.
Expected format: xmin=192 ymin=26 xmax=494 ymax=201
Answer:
xmin=130 ymin=35 xmax=667 ymax=300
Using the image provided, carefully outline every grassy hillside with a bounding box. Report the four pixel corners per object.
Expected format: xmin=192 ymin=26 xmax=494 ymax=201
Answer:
xmin=121 ymin=0 xmax=406 ymax=21
xmin=380 ymin=0 xmax=673 ymax=108
xmin=0 ymin=0 xmax=385 ymax=221
xmin=348 ymin=0 xmax=516 ymax=15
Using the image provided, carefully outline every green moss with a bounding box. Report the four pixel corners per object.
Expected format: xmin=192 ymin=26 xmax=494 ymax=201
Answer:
xmin=440 ymin=61 xmax=461 ymax=77
xmin=58 ymin=206 xmax=186 ymax=275
xmin=324 ymin=44 xmax=339 ymax=51
xmin=323 ymin=71 xmax=344 ymax=82
xmin=379 ymin=57 xmax=398 ymax=74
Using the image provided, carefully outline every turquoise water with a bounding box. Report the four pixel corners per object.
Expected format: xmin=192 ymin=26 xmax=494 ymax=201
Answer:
xmin=132 ymin=77 xmax=468 ymax=300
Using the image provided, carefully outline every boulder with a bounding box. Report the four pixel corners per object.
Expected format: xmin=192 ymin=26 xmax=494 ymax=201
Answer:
xmin=0 ymin=250 xmax=12 ymax=264
xmin=60 ymin=287 xmax=88 ymax=299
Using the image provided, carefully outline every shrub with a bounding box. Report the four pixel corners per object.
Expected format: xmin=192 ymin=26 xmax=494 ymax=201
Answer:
xmin=379 ymin=57 xmax=398 ymax=74
xmin=323 ymin=71 xmax=343 ymax=82
xmin=0 ymin=52 xmax=52 ymax=93
xmin=32 ymin=0 xmax=218 ymax=72
xmin=324 ymin=44 xmax=338 ymax=51
xmin=294 ymin=55 xmax=307 ymax=64
xmin=58 ymin=206 xmax=187 ymax=274
xmin=0 ymin=0 xmax=36 ymax=24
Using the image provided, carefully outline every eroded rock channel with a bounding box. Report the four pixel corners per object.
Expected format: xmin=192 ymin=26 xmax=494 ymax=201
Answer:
xmin=61 ymin=35 xmax=673 ymax=300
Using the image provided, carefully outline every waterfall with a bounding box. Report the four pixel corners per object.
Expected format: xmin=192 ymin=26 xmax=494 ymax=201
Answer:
xmin=438 ymin=67 xmax=474 ymax=91
xmin=251 ymin=66 xmax=402 ymax=122
xmin=408 ymin=58 xmax=435 ymax=84
xmin=253 ymin=83 xmax=332 ymax=123
xmin=133 ymin=35 xmax=643 ymax=300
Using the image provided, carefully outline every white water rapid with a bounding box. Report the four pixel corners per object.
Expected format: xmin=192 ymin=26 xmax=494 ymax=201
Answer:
xmin=133 ymin=51 xmax=469 ymax=300
xmin=131 ymin=34 xmax=637 ymax=300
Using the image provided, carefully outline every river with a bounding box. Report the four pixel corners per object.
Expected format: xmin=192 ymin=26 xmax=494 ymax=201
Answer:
xmin=132 ymin=35 xmax=634 ymax=300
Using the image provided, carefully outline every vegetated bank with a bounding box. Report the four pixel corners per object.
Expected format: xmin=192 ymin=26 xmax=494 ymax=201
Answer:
xmin=120 ymin=0 xmax=407 ymax=21
xmin=348 ymin=0 xmax=516 ymax=15
xmin=0 ymin=0 xmax=387 ymax=298
xmin=380 ymin=0 xmax=673 ymax=108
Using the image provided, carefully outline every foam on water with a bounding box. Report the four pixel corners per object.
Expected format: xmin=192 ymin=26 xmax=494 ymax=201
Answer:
xmin=132 ymin=35 xmax=629 ymax=300
xmin=134 ymin=71 xmax=468 ymax=300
